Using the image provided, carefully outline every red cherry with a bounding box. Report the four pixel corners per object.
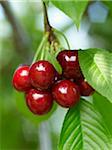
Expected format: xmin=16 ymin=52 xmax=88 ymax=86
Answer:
xmin=74 ymin=75 xmax=84 ymax=85
xmin=54 ymin=71 xmax=62 ymax=82
xmin=12 ymin=65 xmax=31 ymax=92
xmin=52 ymin=80 xmax=80 ymax=108
xmin=79 ymin=80 xmax=94 ymax=96
xmin=57 ymin=50 xmax=82 ymax=79
xmin=29 ymin=61 xmax=55 ymax=90
xmin=26 ymin=89 xmax=53 ymax=115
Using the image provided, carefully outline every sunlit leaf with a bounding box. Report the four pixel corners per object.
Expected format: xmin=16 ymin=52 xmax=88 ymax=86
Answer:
xmin=78 ymin=48 xmax=112 ymax=102
xmin=93 ymin=92 xmax=112 ymax=135
xmin=59 ymin=98 xmax=112 ymax=149
xmin=50 ymin=0 xmax=88 ymax=28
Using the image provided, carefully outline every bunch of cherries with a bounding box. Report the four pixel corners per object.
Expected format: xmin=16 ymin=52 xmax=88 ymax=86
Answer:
xmin=12 ymin=50 xmax=94 ymax=115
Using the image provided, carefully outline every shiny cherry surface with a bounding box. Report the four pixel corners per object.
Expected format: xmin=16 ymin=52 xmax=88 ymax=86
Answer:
xmin=26 ymin=89 xmax=53 ymax=115
xmin=79 ymin=80 xmax=94 ymax=96
xmin=52 ymin=80 xmax=80 ymax=108
xmin=29 ymin=61 xmax=55 ymax=90
xmin=12 ymin=65 xmax=31 ymax=92
xmin=57 ymin=50 xmax=82 ymax=79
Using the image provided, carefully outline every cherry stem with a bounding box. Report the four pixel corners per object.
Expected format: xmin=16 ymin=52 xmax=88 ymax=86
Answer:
xmin=42 ymin=1 xmax=57 ymax=43
xmin=53 ymin=28 xmax=70 ymax=50
xmin=43 ymin=1 xmax=51 ymax=33
xmin=32 ymin=33 xmax=49 ymax=64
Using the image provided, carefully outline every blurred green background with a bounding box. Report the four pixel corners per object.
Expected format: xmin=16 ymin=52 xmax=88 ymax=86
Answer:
xmin=0 ymin=1 xmax=112 ymax=150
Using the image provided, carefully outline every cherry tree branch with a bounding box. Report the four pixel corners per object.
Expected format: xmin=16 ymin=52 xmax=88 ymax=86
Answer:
xmin=42 ymin=1 xmax=57 ymax=43
xmin=0 ymin=1 xmax=31 ymax=59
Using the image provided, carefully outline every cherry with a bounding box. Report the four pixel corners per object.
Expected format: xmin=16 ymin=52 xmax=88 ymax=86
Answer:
xmin=57 ymin=50 xmax=82 ymax=79
xmin=52 ymin=80 xmax=80 ymax=108
xmin=26 ymin=89 xmax=53 ymax=115
xmin=12 ymin=65 xmax=32 ymax=92
xmin=79 ymin=80 xmax=94 ymax=96
xmin=54 ymin=71 xmax=62 ymax=82
xmin=74 ymin=74 xmax=84 ymax=85
xmin=29 ymin=60 xmax=55 ymax=90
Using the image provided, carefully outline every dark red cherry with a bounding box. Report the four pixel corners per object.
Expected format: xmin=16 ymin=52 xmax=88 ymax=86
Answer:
xmin=52 ymin=80 xmax=80 ymax=108
xmin=74 ymin=74 xmax=84 ymax=85
xmin=26 ymin=89 xmax=53 ymax=115
xmin=54 ymin=71 xmax=62 ymax=82
xmin=29 ymin=61 xmax=55 ymax=90
xmin=79 ymin=80 xmax=94 ymax=96
xmin=12 ymin=65 xmax=32 ymax=92
xmin=57 ymin=50 xmax=82 ymax=79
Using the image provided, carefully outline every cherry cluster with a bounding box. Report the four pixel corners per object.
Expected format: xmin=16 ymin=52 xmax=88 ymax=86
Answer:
xmin=12 ymin=50 xmax=94 ymax=115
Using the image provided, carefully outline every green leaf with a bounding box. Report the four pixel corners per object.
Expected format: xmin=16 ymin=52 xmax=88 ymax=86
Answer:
xmin=93 ymin=92 xmax=112 ymax=135
xmin=78 ymin=48 xmax=112 ymax=102
xmin=14 ymin=91 xmax=57 ymax=124
xmin=50 ymin=0 xmax=88 ymax=28
xmin=59 ymin=98 xmax=112 ymax=150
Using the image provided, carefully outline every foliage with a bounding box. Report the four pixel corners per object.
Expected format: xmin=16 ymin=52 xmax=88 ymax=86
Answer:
xmin=50 ymin=0 xmax=88 ymax=28
xmin=59 ymin=97 xmax=112 ymax=150
xmin=78 ymin=48 xmax=112 ymax=102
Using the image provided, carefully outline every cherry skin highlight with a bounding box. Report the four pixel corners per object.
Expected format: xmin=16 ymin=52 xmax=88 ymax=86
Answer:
xmin=79 ymin=80 xmax=94 ymax=96
xmin=57 ymin=50 xmax=82 ymax=79
xmin=52 ymin=80 xmax=80 ymax=108
xmin=29 ymin=60 xmax=55 ymax=90
xmin=26 ymin=89 xmax=53 ymax=115
xmin=12 ymin=65 xmax=31 ymax=92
